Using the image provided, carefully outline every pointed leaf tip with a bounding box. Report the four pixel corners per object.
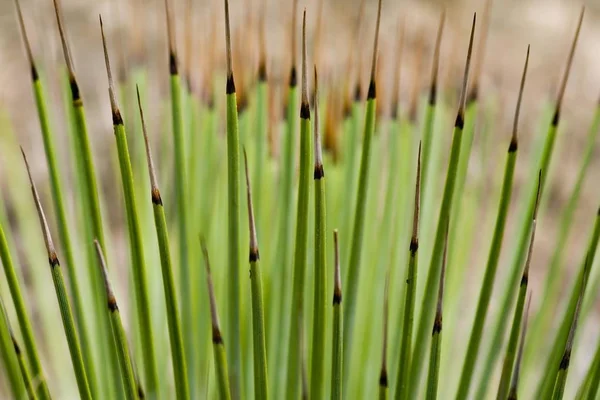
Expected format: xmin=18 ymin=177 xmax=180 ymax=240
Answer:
xmin=553 ymin=6 xmax=585 ymax=124
xmin=291 ymin=0 xmax=299 ymax=69
xmin=136 ymin=85 xmax=160 ymax=197
xmin=510 ymin=292 xmax=532 ymax=394
xmin=200 ymin=239 xmax=223 ymax=343
xmin=411 ymin=142 xmax=422 ymax=253
xmin=52 ymin=0 xmax=75 ymax=77
xmin=533 ymin=170 xmax=542 ymax=220
xmin=333 ymin=230 xmax=342 ymax=304
xmin=164 ymin=0 xmax=178 ymax=75
xmin=313 ymin=65 xmax=325 ymax=178
xmin=300 ymin=8 xmax=310 ymax=119
xmin=429 ymin=11 xmax=445 ymax=105
xmin=14 ymin=0 xmax=37 ymax=80
xmin=522 ymin=172 xmax=542 ymax=283
xmin=22 ymin=149 xmax=57 ymax=258
xmin=99 ymin=14 xmax=122 ymax=125
xmin=223 ymin=0 xmax=233 ymax=82
xmin=456 ymin=12 xmax=477 ymax=127
xmin=94 ymin=240 xmax=118 ymax=311
xmin=243 ymin=149 xmax=259 ymax=261
xmin=511 ymin=45 xmax=530 ymax=148
xmin=367 ymin=0 xmax=383 ymax=100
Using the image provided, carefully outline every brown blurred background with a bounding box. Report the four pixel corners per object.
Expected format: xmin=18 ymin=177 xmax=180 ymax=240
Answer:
xmin=1 ymin=0 xmax=600 ymax=394
xmin=1 ymin=0 xmax=600 ymax=209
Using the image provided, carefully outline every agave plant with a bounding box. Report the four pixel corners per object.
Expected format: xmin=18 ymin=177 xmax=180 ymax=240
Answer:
xmin=0 ymin=0 xmax=599 ymax=399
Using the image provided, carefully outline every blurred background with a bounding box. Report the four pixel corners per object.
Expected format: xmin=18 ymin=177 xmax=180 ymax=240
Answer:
xmin=1 ymin=0 xmax=600 ymax=397
xmin=1 ymin=0 xmax=600 ymax=246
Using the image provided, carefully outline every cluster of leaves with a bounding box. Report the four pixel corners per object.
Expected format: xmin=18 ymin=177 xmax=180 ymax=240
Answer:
xmin=0 ymin=0 xmax=599 ymax=399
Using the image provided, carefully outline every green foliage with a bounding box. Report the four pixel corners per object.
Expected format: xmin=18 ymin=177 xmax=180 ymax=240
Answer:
xmin=1 ymin=1 xmax=600 ymax=399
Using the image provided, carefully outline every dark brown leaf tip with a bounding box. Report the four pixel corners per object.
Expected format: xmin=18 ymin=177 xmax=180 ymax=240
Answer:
xmin=522 ymin=171 xmax=542 ymax=282
xmin=511 ymin=44 xmax=530 ymax=150
xmin=52 ymin=0 xmax=76 ymax=78
xmin=223 ymin=0 xmax=234 ymax=91
xmin=169 ymin=51 xmax=178 ymax=76
xmin=354 ymin=82 xmax=362 ymax=102
xmin=201 ymin=238 xmax=223 ymax=343
xmin=408 ymin=33 xmax=423 ymax=123
xmin=333 ymin=288 xmax=342 ymax=305
xmin=432 ymin=314 xmax=442 ymax=334
xmin=70 ymin=77 xmax=81 ymax=103
xmin=108 ymin=298 xmax=119 ymax=312
xmin=94 ymin=240 xmax=119 ymax=312
xmin=49 ymin=252 xmax=60 ymax=269
xmin=380 ymin=267 xmax=390 ymax=381
xmin=470 ymin=0 xmax=492 ymax=102
xmin=11 ymin=334 xmax=21 ymax=354
xmin=434 ymin=220 xmax=450 ymax=335
xmin=560 ymin=256 xmax=587 ymax=372
xmin=237 ymin=91 xmax=249 ymax=114
xmin=14 ymin=0 xmax=38 ymax=81
xmin=408 ymin=94 xmax=420 ymax=123
xmin=520 ymin=274 xmax=528 ymax=287
xmin=429 ymin=84 xmax=437 ymax=106
xmin=313 ymin=65 xmax=324 ymax=178
xmin=212 ymin=326 xmax=224 ymax=344
xmin=258 ymin=6 xmax=267 ymax=83
xmin=300 ymin=9 xmax=310 ymax=118
xmin=510 ymin=292 xmax=531 ymax=395
xmin=367 ymin=80 xmax=376 ymax=100
xmin=165 ymin=0 xmax=178 ymax=76
xmin=533 ymin=170 xmax=542 ymax=220
xmin=137 ymin=85 xmax=162 ymax=196
xmin=258 ymin=60 xmax=267 ymax=82
xmin=333 ymin=229 xmax=342 ymax=305
xmin=367 ymin=0 xmax=383 ymax=101
xmin=455 ymin=110 xmax=465 ymax=129
xmin=457 ymin=13 xmax=477 ymax=125
xmin=428 ymin=11 xmax=445 ymax=106
xmin=379 ymin=369 xmax=388 ymax=387
xmin=151 ymin=188 xmax=163 ymax=205
xmin=466 ymin=85 xmax=478 ymax=105
xmin=343 ymin=99 xmax=353 ymax=119
xmin=30 ymin=65 xmax=39 ymax=81
xmin=553 ymin=6 xmax=585 ymax=127
xmin=289 ymin=66 xmax=298 ymax=88
xmin=22 ymin=148 xmax=58 ymax=259
xmin=410 ymin=142 xmax=422 ymax=252
xmin=559 ymin=351 xmax=571 ymax=370
xmin=226 ymin=74 xmax=236 ymax=95
xmin=243 ymin=149 xmax=260 ymax=260
xmin=112 ymin=109 xmax=124 ymax=126
xmin=410 ymin=239 xmax=419 ymax=255
xmin=300 ymin=102 xmax=310 ymax=119
xmin=314 ymin=165 xmax=325 ymax=180
xmin=249 ymin=248 xmax=260 ymax=263
xmin=551 ymin=109 xmax=560 ymax=127
xmin=391 ymin=18 xmax=404 ymax=118
xmin=99 ymin=15 xmax=123 ymax=126
xmin=138 ymin=384 xmax=146 ymax=399
xmin=290 ymin=0 xmax=299 ymax=80
xmin=206 ymin=92 xmax=216 ymax=110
